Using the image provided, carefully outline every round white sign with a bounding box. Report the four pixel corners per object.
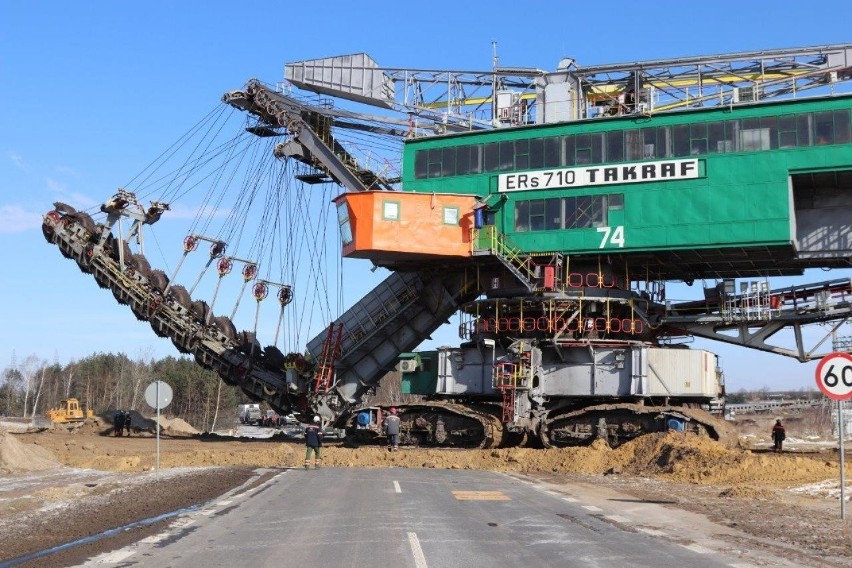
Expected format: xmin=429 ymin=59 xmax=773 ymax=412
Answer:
xmin=144 ymin=381 xmax=173 ymax=410
xmin=815 ymin=353 xmax=852 ymax=401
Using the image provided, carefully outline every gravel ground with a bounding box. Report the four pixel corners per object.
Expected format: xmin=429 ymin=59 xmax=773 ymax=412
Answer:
xmin=0 ymin=466 xmax=259 ymax=567
xmin=532 ymin=470 xmax=852 ymax=568
xmin=1 ymin=408 xmax=850 ymax=567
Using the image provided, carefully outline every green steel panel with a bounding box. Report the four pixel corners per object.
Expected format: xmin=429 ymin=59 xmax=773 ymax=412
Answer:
xmin=401 ymin=94 xmax=852 ymax=257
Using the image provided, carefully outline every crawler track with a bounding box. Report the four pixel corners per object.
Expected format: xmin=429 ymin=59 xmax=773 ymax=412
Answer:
xmin=541 ymin=403 xmax=734 ymax=448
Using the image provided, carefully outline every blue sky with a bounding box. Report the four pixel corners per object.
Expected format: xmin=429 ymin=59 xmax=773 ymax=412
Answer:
xmin=2 ymin=1 xmax=851 ymax=391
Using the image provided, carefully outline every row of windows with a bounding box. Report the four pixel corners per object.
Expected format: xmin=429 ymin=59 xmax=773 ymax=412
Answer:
xmin=336 ymin=201 xmax=462 ymax=246
xmin=515 ymin=194 xmax=623 ymax=232
xmin=414 ymin=108 xmax=852 ymax=179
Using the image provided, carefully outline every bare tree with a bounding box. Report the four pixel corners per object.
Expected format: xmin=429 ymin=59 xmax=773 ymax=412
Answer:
xmin=129 ymin=349 xmax=154 ymax=410
xmin=31 ymin=362 xmax=49 ymax=418
xmin=64 ymin=362 xmax=76 ymax=398
xmin=18 ymin=355 xmax=40 ymax=418
xmin=210 ymin=377 xmax=223 ymax=432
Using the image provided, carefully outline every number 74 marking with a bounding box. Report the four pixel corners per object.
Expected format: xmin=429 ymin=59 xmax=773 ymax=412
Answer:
xmin=597 ymin=226 xmax=625 ymax=248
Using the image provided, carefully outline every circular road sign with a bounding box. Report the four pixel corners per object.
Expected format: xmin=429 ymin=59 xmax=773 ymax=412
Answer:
xmin=144 ymin=381 xmax=173 ymax=410
xmin=815 ymin=352 xmax=852 ymax=401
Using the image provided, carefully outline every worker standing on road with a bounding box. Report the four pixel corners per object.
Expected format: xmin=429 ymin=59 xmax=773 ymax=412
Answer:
xmin=304 ymin=416 xmax=323 ymax=469
xmin=384 ymin=408 xmax=401 ymax=451
xmin=772 ymin=418 xmax=786 ymax=452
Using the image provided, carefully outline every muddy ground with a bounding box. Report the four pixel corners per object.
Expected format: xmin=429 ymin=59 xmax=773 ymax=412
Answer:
xmin=1 ymin=408 xmax=850 ymax=567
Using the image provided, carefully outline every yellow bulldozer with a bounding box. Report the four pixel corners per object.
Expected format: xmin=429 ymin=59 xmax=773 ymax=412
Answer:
xmin=45 ymin=398 xmax=94 ymax=424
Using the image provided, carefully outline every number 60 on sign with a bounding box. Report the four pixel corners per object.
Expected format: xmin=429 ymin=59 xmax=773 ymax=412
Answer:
xmin=815 ymin=352 xmax=852 ymax=401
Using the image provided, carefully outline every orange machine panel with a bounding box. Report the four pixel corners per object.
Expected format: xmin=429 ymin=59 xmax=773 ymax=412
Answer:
xmin=334 ymin=191 xmax=477 ymax=262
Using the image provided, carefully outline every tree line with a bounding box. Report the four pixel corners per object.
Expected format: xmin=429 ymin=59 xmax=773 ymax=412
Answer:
xmin=2 ymin=351 xmax=826 ymax=431
xmin=1 ymin=352 xmax=245 ymax=432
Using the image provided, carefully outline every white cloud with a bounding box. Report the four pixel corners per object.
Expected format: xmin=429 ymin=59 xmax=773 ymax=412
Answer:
xmin=45 ymin=177 xmax=67 ymax=193
xmin=7 ymin=151 xmax=26 ymax=170
xmin=0 ymin=205 xmax=43 ymax=233
xmin=54 ymin=165 xmax=80 ymax=177
xmin=63 ymin=191 xmax=99 ymax=210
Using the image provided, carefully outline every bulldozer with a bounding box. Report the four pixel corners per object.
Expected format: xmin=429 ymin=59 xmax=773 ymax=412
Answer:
xmin=45 ymin=398 xmax=94 ymax=424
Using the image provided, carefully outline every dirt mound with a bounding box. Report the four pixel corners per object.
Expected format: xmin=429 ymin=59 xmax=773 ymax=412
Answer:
xmin=12 ymin=424 xmax=847 ymax=491
xmin=719 ymin=486 xmax=777 ymax=499
xmin=610 ymin=431 xmax=841 ymax=487
xmin=0 ymin=429 xmax=61 ymax=473
xmin=159 ymin=416 xmax=199 ymax=436
xmin=106 ymin=412 xmax=199 ymax=436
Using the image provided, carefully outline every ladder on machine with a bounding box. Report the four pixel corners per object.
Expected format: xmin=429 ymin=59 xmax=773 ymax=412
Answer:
xmin=493 ymin=362 xmax=518 ymax=423
xmin=312 ymin=323 xmax=343 ymax=394
xmin=494 ymin=352 xmax=531 ymax=423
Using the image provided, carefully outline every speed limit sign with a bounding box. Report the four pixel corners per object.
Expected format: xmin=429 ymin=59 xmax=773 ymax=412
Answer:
xmin=815 ymin=352 xmax=852 ymax=400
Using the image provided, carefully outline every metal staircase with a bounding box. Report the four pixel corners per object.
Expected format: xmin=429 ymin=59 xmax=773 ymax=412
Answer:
xmin=306 ymin=268 xmax=482 ymax=412
xmin=312 ymin=322 xmax=343 ymax=394
xmin=473 ymin=226 xmax=564 ymax=292
xmin=473 ymin=226 xmax=537 ymax=290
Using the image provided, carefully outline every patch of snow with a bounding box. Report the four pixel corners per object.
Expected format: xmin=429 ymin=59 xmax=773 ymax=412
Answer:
xmin=789 ymin=479 xmax=852 ymax=501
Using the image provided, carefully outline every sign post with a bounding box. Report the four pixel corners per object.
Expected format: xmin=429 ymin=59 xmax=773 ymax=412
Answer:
xmin=814 ymin=352 xmax=852 ymax=520
xmin=144 ymin=381 xmax=173 ymax=473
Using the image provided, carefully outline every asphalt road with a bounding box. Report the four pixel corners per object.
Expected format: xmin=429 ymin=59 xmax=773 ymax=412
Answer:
xmin=76 ymin=467 xmax=763 ymax=568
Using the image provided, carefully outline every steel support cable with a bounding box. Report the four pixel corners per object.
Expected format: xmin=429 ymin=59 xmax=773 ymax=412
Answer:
xmin=275 ymin=161 xmax=309 ymax=350
xmin=157 ymin=105 xmax=241 ymax=211
xmin=285 ymin=180 xmax=334 ymax=348
xmin=337 ymin=129 xmax=403 ymax=154
xmin=285 ymin=178 xmax=319 ymax=346
xmin=225 ymin=139 xmax=278 ymax=252
xmin=150 ymin=129 xmax=251 ymax=202
xmin=308 ymin=185 xmax=336 ymax=321
xmin=190 ymin=134 xmax=266 ymax=238
xmin=133 ymin=106 xmax=238 ymax=210
xmin=198 ymin=134 xmax=271 ymax=242
xmin=192 ymin=134 xmax=260 ymax=238
xmin=124 ymin=104 xmax=232 ymax=195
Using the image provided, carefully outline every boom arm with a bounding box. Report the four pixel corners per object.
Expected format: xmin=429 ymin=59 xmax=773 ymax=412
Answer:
xmin=223 ymin=79 xmax=396 ymax=192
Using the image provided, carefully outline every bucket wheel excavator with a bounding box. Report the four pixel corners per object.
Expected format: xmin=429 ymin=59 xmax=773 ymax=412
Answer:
xmin=43 ymin=45 xmax=852 ymax=447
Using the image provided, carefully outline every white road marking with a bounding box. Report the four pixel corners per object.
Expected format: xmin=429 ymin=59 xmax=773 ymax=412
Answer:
xmin=393 ymin=480 xmax=401 ymax=493
xmin=605 ymin=515 xmax=630 ymax=523
xmin=408 ymin=531 xmax=428 ymax=568
xmin=581 ymin=505 xmax=603 ymax=513
xmin=637 ymin=527 xmax=668 ymax=537
xmin=561 ymin=496 xmax=578 ymax=503
xmin=94 ymin=549 xmax=136 ymax=563
xmin=682 ymin=544 xmax=713 ymax=554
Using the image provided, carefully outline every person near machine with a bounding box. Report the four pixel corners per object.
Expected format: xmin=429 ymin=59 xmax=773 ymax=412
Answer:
xmin=113 ymin=410 xmax=125 ymax=437
xmin=772 ymin=418 xmax=786 ymax=452
xmin=304 ymin=416 xmax=323 ymax=469
xmin=124 ymin=411 xmax=132 ymax=436
xmin=384 ymin=408 xmax=401 ymax=451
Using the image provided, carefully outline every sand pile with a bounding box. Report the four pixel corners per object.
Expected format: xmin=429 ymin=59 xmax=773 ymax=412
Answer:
xmin=157 ymin=417 xmax=199 ymax=436
xmin=609 ymin=432 xmax=843 ymax=487
xmin=14 ymin=425 xmax=848 ymax=490
xmin=0 ymin=429 xmax=61 ymax=473
xmin=310 ymin=432 xmax=845 ymax=489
